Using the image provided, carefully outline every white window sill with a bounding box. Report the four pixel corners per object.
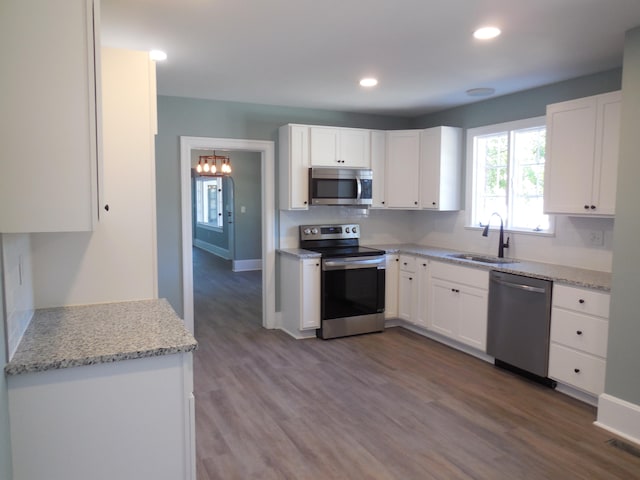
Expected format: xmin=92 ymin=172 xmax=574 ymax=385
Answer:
xmin=464 ymin=225 xmax=555 ymax=237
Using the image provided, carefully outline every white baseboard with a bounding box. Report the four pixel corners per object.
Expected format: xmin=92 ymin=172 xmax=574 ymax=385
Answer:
xmin=232 ymin=259 xmax=262 ymax=272
xmin=193 ymin=239 xmax=230 ymax=260
xmin=554 ymin=383 xmax=598 ymax=407
xmin=595 ymin=393 xmax=640 ymax=446
xmin=279 ymin=325 xmax=317 ymax=340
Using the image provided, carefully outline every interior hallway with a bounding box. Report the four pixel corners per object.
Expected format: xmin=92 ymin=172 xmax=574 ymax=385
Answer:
xmin=191 ymin=247 xmax=640 ymax=479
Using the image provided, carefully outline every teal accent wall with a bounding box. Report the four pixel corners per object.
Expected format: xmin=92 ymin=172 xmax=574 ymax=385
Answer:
xmin=230 ymin=151 xmax=262 ymax=261
xmin=414 ymin=69 xmax=622 ymax=129
xmin=606 ymin=27 xmax=640 ymax=404
xmin=156 ymin=97 xmax=412 ymax=316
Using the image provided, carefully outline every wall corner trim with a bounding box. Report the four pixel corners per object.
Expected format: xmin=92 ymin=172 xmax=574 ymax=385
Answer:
xmin=594 ymin=393 xmax=640 ymax=446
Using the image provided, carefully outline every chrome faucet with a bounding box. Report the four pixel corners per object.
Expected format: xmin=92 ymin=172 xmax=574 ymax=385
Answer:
xmin=482 ymin=213 xmax=510 ymax=258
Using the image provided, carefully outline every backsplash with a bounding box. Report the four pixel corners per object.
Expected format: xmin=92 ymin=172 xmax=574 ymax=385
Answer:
xmin=279 ymin=208 xmax=613 ymax=272
xmin=1 ymin=234 xmax=34 ymax=359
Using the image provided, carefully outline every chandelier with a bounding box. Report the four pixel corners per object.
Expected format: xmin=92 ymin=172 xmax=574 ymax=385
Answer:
xmin=196 ymin=151 xmax=232 ymax=175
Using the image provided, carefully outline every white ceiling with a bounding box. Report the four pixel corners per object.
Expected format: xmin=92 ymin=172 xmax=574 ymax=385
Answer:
xmin=101 ymin=0 xmax=640 ymax=117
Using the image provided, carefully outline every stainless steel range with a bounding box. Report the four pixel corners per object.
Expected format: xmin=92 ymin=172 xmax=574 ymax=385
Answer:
xmin=299 ymin=223 xmax=386 ymax=339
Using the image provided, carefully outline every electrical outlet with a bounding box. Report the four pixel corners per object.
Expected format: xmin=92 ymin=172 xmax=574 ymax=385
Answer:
xmin=589 ymin=230 xmax=604 ymax=246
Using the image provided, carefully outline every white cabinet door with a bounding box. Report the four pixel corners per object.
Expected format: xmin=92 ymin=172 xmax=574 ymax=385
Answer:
xmin=592 ymin=92 xmax=621 ymax=215
xmin=384 ymin=254 xmax=399 ymax=319
xmin=301 ymin=259 xmax=321 ymax=330
xmin=310 ymin=126 xmax=339 ymax=166
xmin=420 ymin=127 xmax=462 ymax=211
xmin=398 ymin=270 xmax=417 ymax=322
xmin=0 ymin=0 xmax=101 ymax=232
xmin=428 ymin=261 xmax=489 ymax=351
xmin=544 ymin=91 xmax=621 ymax=216
xmin=278 ymin=124 xmax=310 ymax=210
xmin=371 ymin=130 xmax=387 ymax=208
xmin=310 ymin=126 xmax=371 ymax=168
xmin=280 ymin=255 xmax=321 ymax=336
xmin=385 ymin=130 xmax=420 ymax=209
xmin=428 ymin=278 xmax=458 ymax=338
xmin=457 ymin=285 xmax=488 ymax=351
xmin=415 ymin=260 xmax=429 ymax=328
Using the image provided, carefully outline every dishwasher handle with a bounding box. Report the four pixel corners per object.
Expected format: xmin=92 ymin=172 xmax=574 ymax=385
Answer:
xmin=491 ymin=276 xmax=547 ymax=294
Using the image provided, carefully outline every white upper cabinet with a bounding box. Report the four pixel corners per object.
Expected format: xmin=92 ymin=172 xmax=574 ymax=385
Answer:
xmin=0 ymin=0 xmax=101 ymax=233
xmin=420 ymin=127 xmax=463 ymax=211
xmin=544 ymin=91 xmax=621 ymax=216
xmin=279 ymin=124 xmax=310 ymax=210
xmin=385 ymin=130 xmax=421 ymax=209
xmin=370 ymin=130 xmax=387 ymax=208
xmin=310 ymin=126 xmax=371 ymax=168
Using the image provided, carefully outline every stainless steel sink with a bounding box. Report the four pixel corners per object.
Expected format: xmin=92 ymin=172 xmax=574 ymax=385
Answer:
xmin=447 ymin=253 xmax=519 ymax=264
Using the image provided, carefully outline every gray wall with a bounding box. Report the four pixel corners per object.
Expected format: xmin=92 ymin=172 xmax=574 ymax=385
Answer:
xmin=156 ymin=97 xmax=412 ymax=316
xmin=230 ymin=151 xmax=262 ymax=261
xmin=0 ymin=257 xmax=13 ymax=479
xmin=606 ymin=27 xmax=640 ymax=405
xmin=415 ymin=69 xmax=622 ymax=129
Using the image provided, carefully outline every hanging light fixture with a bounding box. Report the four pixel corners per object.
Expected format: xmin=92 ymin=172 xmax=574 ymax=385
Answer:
xmin=195 ymin=152 xmax=232 ymax=176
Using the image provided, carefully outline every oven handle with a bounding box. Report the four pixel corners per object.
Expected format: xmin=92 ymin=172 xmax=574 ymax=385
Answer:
xmin=323 ymin=256 xmax=386 ymax=271
xmin=356 ymin=177 xmax=362 ymax=200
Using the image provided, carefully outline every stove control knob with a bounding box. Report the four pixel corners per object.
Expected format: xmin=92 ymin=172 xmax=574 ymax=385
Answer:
xmin=311 ymin=228 xmax=318 ymax=235
xmin=345 ymin=227 xmax=350 ymax=233
xmin=303 ymin=228 xmax=311 ymax=235
xmin=352 ymin=226 xmax=357 ymax=234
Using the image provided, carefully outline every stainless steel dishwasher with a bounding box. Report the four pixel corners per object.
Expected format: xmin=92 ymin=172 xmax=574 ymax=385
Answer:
xmin=487 ymin=271 xmax=554 ymax=383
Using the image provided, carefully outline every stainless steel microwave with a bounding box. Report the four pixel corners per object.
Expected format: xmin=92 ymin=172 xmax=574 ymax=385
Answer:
xmin=309 ymin=168 xmax=373 ymax=206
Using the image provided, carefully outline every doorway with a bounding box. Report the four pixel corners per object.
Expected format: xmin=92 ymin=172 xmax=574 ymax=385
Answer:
xmin=180 ymin=136 xmax=276 ymax=333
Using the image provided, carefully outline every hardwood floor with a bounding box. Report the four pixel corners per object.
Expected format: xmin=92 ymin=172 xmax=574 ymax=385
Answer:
xmin=192 ymin=248 xmax=640 ymax=479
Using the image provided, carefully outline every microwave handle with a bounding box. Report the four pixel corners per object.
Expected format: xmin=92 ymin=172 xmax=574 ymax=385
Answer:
xmin=356 ymin=177 xmax=362 ymax=199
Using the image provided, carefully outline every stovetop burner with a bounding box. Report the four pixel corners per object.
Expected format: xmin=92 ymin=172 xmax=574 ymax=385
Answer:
xmin=299 ymin=223 xmax=385 ymax=258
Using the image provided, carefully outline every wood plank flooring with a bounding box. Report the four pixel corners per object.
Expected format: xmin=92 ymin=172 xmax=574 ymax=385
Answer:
xmin=192 ymin=248 xmax=640 ymax=479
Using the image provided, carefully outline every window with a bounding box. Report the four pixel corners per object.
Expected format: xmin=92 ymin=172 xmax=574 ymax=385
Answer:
xmin=195 ymin=177 xmax=223 ymax=230
xmin=467 ymin=116 xmax=552 ymax=233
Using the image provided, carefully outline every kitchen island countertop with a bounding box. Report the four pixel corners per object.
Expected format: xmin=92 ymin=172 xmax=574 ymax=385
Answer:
xmin=5 ymin=298 xmax=197 ymax=376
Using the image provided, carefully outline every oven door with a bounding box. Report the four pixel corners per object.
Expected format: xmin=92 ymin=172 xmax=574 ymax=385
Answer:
xmin=319 ymin=255 xmax=385 ymax=338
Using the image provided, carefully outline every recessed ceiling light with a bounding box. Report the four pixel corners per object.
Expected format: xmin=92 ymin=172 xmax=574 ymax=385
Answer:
xmin=149 ymin=50 xmax=167 ymax=61
xmin=359 ymin=78 xmax=378 ymax=87
xmin=466 ymin=87 xmax=496 ymax=97
xmin=473 ymin=26 xmax=501 ymax=40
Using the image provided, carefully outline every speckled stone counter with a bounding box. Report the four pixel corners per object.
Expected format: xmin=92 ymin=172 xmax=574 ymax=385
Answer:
xmin=5 ymin=298 xmax=197 ymax=376
xmin=276 ymin=243 xmax=611 ymax=290
xmin=278 ymin=248 xmax=322 ymax=259
xmin=369 ymin=243 xmax=612 ymax=291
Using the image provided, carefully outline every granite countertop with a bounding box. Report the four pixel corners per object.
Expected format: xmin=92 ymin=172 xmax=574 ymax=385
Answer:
xmin=5 ymin=298 xmax=197 ymax=376
xmin=278 ymin=243 xmax=611 ymax=291
xmin=370 ymin=243 xmax=611 ymax=291
xmin=278 ymin=248 xmax=322 ymax=259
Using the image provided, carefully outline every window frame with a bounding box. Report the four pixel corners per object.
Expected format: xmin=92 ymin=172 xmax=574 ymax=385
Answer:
xmin=195 ymin=176 xmax=224 ymax=232
xmin=465 ymin=116 xmax=555 ymax=236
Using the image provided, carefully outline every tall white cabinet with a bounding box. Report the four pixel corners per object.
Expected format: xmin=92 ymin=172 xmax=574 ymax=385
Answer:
xmin=0 ymin=0 xmax=102 ymax=233
xmin=31 ymin=48 xmax=159 ymax=307
xmin=544 ymin=91 xmax=621 ymax=216
xmin=279 ymin=124 xmax=310 ymax=210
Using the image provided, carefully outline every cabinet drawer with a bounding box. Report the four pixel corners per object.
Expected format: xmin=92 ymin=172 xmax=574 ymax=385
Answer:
xmin=430 ymin=261 xmax=488 ymax=289
xmin=552 ymin=284 xmax=610 ymax=318
xmin=549 ymin=343 xmax=606 ymax=395
xmin=550 ymin=308 xmax=608 ymax=358
xmin=399 ymin=255 xmax=416 ymax=272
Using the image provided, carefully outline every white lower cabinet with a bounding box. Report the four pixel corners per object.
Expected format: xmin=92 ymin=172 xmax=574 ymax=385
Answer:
xmin=428 ymin=261 xmax=489 ymax=351
xmin=384 ymin=254 xmax=399 ymax=319
xmin=398 ymin=255 xmax=418 ymax=323
xmin=396 ymin=255 xmax=429 ymax=328
xmin=280 ymin=254 xmax=321 ymax=337
xmin=8 ymin=353 xmax=194 ymax=480
xmin=548 ymin=284 xmax=610 ymax=396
